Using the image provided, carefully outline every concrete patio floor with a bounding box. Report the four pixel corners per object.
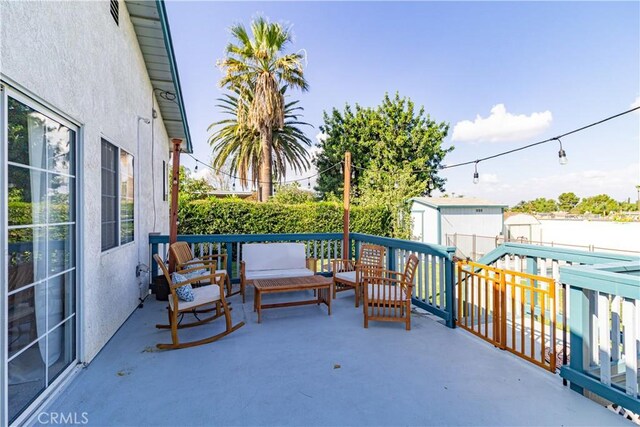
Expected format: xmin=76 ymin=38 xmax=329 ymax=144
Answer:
xmin=37 ymin=289 xmax=625 ymax=426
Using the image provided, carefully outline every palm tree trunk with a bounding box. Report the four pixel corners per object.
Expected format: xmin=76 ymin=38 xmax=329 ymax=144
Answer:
xmin=260 ymin=127 xmax=272 ymax=201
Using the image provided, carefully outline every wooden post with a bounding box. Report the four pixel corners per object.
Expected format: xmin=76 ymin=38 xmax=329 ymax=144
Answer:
xmin=343 ymin=151 xmax=351 ymax=258
xmin=168 ymin=138 xmax=182 ymax=272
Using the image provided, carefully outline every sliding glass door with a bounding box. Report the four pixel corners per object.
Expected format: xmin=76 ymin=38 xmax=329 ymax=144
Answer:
xmin=2 ymin=87 xmax=78 ymax=424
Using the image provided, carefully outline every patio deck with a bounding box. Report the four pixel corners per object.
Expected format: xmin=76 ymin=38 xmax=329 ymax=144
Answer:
xmin=37 ymin=290 xmax=624 ymax=426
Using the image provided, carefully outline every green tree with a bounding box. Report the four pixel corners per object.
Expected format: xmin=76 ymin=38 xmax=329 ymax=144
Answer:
xmin=209 ymin=88 xmax=312 ymax=190
xmin=314 ymin=92 xmax=451 ymax=199
xmin=557 ymin=192 xmax=580 ymax=212
xmin=511 ymin=198 xmax=557 ymax=213
xmin=217 ymin=17 xmax=309 ymax=201
xmin=177 ymin=166 xmax=215 ymax=202
xmin=575 ymin=194 xmax=620 ymax=215
xmin=356 ymin=165 xmax=422 ymax=238
xmin=270 ymin=182 xmax=316 ymax=204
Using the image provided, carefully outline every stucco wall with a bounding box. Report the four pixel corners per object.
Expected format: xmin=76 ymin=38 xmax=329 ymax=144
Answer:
xmin=538 ymin=220 xmax=640 ymax=253
xmin=2 ymin=1 xmax=171 ymax=362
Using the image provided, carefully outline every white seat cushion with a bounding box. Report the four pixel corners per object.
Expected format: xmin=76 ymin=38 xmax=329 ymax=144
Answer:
xmin=366 ymin=284 xmax=407 ymax=301
xmin=245 ymin=268 xmax=314 ymax=281
xmin=169 ymin=285 xmax=221 ymax=311
xmin=334 ymin=271 xmax=357 ymax=283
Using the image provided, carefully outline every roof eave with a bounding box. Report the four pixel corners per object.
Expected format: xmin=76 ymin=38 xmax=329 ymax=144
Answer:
xmin=156 ymin=0 xmax=192 ymax=153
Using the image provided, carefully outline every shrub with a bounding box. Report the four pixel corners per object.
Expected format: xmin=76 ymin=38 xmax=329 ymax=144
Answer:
xmin=178 ymin=198 xmax=393 ymax=237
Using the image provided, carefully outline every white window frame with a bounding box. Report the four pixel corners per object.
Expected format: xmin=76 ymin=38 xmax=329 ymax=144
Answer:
xmin=100 ymin=138 xmax=135 ymax=252
xmin=1 ymin=80 xmax=82 ymax=427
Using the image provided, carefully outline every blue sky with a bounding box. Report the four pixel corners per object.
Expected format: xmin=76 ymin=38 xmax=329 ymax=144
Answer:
xmin=166 ymin=1 xmax=640 ymax=205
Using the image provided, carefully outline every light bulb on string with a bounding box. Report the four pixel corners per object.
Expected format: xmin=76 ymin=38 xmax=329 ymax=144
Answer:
xmin=308 ymin=178 xmax=311 ymax=189
xmin=194 ymin=164 xmax=198 ymax=172
xmin=556 ymin=138 xmax=568 ymax=165
xmin=473 ymin=162 xmax=479 ymax=184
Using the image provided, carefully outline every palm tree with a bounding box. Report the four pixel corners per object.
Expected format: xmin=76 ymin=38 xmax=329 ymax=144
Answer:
xmin=208 ymin=88 xmax=312 ymax=189
xmin=217 ymin=16 xmax=309 ymax=200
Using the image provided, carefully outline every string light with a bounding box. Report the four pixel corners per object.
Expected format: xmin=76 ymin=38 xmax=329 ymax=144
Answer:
xmin=185 ymin=106 xmax=636 ymax=187
xmin=556 ymin=138 xmax=568 ymax=165
xmin=308 ymin=178 xmax=311 ymax=189
xmin=194 ymin=164 xmax=198 ymax=172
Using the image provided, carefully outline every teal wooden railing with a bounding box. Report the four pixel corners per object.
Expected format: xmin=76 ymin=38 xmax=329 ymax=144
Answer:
xmin=149 ymin=232 xmax=457 ymax=327
xmin=477 ymin=243 xmax=637 ymax=325
xmin=149 ymin=232 xmax=344 ymax=281
xmin=350 ymin=233 xmax=456 ymax=327
xmin=559 ymin=260 xmax=640 ymax=414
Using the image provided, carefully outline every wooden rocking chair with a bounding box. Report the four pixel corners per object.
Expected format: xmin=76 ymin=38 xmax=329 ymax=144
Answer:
xmin=170 ymin=241 xmax=237 ymax=298
xmin=332 ymin=244 xmax=386 ymax=307
xmin=153 ymin=254 xmax=244 ymax=350
xmin=363 ymin=254 xmax=419 ymax=330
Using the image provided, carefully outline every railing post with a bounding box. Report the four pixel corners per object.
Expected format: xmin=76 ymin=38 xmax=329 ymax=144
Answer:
xmin=388 ymin=247 xmax=396 ymax=272
xmin=445 ymin=253 xmax=455 ymax=328
xmin=226 ymin=242 xmax=233 ymax=281
xmin=499 ymin=271 xmax=507 ymax=349
xmin=568 ymin=285 xmax=591 ymax=394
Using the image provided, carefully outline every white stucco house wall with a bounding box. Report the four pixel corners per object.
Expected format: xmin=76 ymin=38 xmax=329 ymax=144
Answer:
xmin=0 ymin=1 xmax=192 ymax=424
xmin=410 ymin=197 xmax=506 ymax=259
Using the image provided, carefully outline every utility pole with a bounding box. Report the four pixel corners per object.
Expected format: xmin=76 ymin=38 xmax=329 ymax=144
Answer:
xmin=168 ymin=138 xmax=182 ymax=272
xmin=343 ymin=151 xmax=351 ymax=257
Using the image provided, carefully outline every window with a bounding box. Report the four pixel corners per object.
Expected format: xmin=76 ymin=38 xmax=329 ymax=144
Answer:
xmin=101 ymin=139 xmax=134 ymax=251
xmin=476 ymin=208 xmax=484 ymax=213
xmin=120 ymin=151 xmax=134 ymax=244
xmin=162 ymin=160 xmax=167 ymax=201
xmin=110 ymin=0 xmax=119 ymax=25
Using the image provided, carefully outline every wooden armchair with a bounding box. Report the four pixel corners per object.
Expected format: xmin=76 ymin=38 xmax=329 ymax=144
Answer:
xmin=363 ymin=254 xmax=419 ymax=330
xmin=332 ymin=244 xmax=386 ymax=307
xmin=169 ymin=241 xmax=236 ymax=298
xmin=153 ymin=254 xmax=244 ymax=350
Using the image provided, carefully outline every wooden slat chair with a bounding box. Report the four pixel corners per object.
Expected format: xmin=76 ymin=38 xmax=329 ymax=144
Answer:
xmin=170 ymin=242 xmax=237 ymax=299
xmin=363 ymin=254 xmax=419 ymax=330
xmin=153 ymin=254 xmax=244 ymax=350
xmin=332 ymin=244 xmax=386 ymax=307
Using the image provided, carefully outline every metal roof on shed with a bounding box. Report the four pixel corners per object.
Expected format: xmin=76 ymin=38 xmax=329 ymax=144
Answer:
xmin=411 ymin=197 xmax=508 ymax=209
xmin=125 ymin=0 xmax=192 ymax=152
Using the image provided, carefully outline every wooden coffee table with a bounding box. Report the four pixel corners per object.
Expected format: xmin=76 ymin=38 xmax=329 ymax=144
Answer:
xmin=253 ymin=275 xmax=332 ymax=323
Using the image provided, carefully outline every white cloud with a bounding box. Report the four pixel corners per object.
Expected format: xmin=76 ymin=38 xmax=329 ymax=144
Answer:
xmin=315 ymin=131 xmax=328 ymax=144
xmin=631 ymin=96 xmax=640 ymax=109
xmin=452 ymin=104 xmax=553 ymax=143
xmin=480 ymin=173 xmax=499 ymax=184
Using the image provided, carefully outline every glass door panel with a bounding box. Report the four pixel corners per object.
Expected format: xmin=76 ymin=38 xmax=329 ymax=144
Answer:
xmin=4 ymin=93 xmax=78 ymax=423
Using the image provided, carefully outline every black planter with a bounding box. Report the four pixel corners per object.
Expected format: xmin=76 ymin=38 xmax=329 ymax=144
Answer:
xmin=152 ymin=275 xmax=169 ymax=301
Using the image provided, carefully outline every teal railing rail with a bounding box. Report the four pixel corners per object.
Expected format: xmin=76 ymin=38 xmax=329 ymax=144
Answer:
xmin=149 ymin=232 xmax=457 ymax=327
xmin=559 ymin=260 xmax=640 ymax=414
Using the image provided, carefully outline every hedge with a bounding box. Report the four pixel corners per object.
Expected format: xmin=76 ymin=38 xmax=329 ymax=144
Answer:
xmin=178 ymin=198 xmax=393 ymax=237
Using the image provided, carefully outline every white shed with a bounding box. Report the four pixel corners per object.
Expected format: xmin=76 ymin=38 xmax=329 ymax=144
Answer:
xmin=504 ymin=213 xmax=542 ymax=243
xmin=410 ymin=197 xmax=506 ymax=253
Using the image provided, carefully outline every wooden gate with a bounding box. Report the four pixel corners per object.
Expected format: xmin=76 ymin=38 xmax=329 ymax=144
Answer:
xmin=456 ymin=261 xmax=557 ymax=372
